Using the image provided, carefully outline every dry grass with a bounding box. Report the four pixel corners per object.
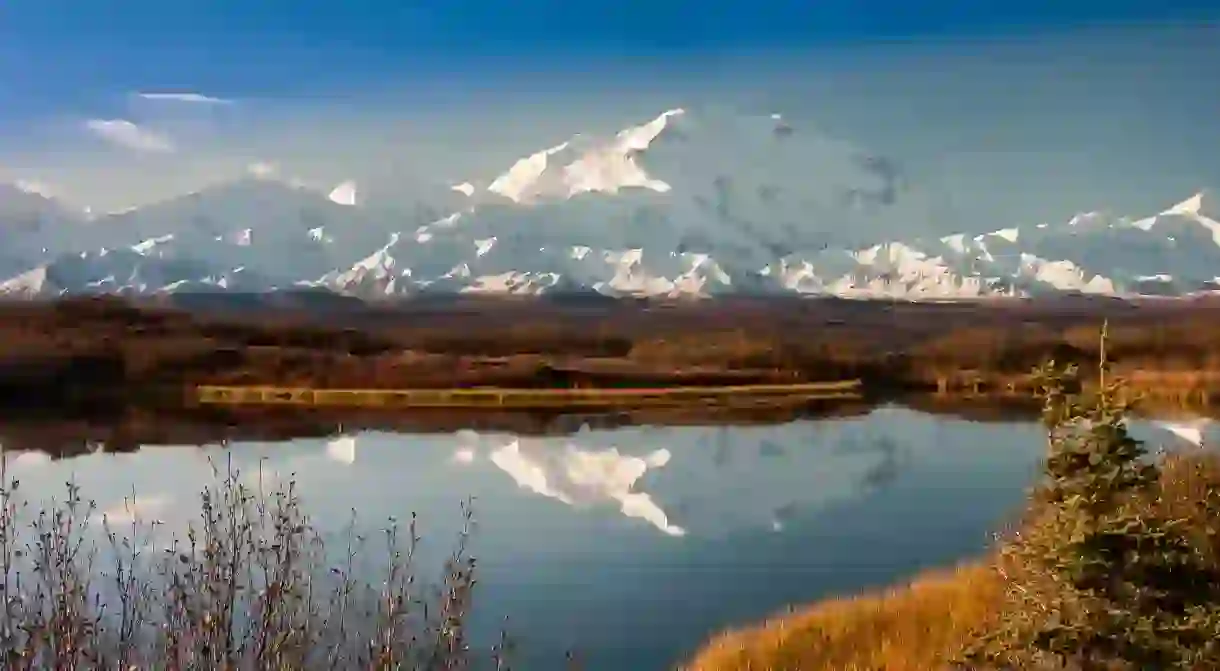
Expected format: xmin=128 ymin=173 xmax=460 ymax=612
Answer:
xmin=684 ymin=450 xmax=1220 ymax=671
xmin=14 ymin=295 xmax=1220 ymax=410
xmin=0 ymin=452 xmax=514 ymax=670
xmin=682 ymin=563 xmax=1002 ymax=671
xmin=191 ymin=381 xmax=863 ymax=411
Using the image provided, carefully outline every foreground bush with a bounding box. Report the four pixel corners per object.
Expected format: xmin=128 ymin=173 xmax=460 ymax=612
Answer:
xmin=0 ymin=457 xmax=511 ymax=670
xmin=963 ymin=334 xmax=1220 ymax=669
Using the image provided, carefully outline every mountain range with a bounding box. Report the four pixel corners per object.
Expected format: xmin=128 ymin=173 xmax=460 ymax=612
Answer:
xmin=3 ymin=107 xmax=1217 ymax=301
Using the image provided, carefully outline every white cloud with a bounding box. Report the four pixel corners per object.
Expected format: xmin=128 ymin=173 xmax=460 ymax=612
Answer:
xmin=84 ymin=119 xmax=175 ymax=153
xmin=135 ymin=92 xmax=232 ymax=105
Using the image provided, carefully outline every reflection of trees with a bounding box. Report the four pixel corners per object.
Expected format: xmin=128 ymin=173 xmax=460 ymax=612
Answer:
xmin=896 ymin=396 xmax=1040 ymax=423
xmin=0 ymin=402 xmax=882 ymax=463
xmin=0 ymin=435 xmax=93 ymax=459
xmin=713 ymin=427 xmax=731 ymax=468
xmin=834 ymin=432 xmax=910 ymax=494
xmin=0 ymin=428 xmax=145 ymax=460
xmin=859 ymin=437 xmax=906 ymax=492
xmin=759 ymin=439 xmax=786 ymax=459
xmin=706 ymin=424 xmax=795 ymax=468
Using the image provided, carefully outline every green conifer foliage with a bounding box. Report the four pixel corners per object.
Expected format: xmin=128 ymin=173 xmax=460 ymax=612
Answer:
xmin=962 ymin=323 xmax=1220 ymax=670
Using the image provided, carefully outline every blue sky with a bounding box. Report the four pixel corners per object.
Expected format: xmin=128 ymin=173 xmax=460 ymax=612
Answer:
xmin=3 ymin=0 xmax=1215 ymax=106
xmin=1 ymin=1 xmax=1218 ymax=225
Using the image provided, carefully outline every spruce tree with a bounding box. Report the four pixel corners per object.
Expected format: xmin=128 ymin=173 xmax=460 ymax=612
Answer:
xmin=962 ymin=324 xmax=1220 ymax=670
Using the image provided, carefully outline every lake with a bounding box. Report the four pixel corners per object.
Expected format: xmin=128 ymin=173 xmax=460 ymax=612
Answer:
xmin=0 ymin=406 xmax=1211 ymax=670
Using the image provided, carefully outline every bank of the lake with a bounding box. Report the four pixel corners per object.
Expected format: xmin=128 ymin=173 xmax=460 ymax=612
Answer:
xmin=685 ymin=562 xmax=1001 ymax=671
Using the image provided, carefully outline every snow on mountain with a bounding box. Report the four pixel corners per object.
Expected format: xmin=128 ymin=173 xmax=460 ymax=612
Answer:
xmin=0 ymin=265 xmax=55 ymax=298
xmin=1 ymin=107 xmax=1218 ymax=300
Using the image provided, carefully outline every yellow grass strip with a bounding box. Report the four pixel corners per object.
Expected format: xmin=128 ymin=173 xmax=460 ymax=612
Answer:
xmin=682 ymin=562 xmax=1002 ymax=671
xmin=193 ymin=381 xmax=863 ymax=409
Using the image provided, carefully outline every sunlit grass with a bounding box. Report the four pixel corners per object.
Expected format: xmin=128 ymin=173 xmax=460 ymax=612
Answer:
xmin=682 ymin=562 xmax=1001 ymax=671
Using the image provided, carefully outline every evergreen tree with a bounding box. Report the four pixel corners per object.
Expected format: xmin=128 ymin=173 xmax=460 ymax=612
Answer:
xmin=962 ymin=324 xmax=1220 ymax=670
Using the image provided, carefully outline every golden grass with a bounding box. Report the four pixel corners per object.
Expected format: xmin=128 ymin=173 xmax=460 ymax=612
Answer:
xmin=192 ymin=381 xmax=864 ymax=409
xmin=682 ymin=562 xmax=1003 ymax=671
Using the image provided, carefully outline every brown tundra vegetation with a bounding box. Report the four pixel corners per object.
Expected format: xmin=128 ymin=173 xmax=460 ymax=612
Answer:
xmin=4 ymin=294 xmax=1220 ymax=411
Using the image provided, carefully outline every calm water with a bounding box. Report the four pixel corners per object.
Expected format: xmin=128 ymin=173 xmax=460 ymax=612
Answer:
xmin=1 ymin=406 xmax=1209 ymax=670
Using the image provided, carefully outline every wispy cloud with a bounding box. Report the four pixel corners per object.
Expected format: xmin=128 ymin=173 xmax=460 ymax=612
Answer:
xmin=135 ymin=92 xmax=233 ymax=105
xmin=84 ymin=119 xmax=175 ymax=153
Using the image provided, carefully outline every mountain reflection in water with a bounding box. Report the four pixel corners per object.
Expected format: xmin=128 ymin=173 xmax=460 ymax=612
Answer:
xmin=455 ymin=428 xmax=686 ymax=536
xmin=0 ymin=404 xmax=1215 ymax=671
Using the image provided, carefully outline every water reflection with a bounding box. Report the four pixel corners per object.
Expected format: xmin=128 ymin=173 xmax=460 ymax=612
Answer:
xmin=454 ymin=429 xmax=685 ymax=536
xmin=1151 ymin=418 xmax=1212 ymax=447
xmin=0 ymin=406 xmax=1212 ymax=670
xmin=859 ymin=437 xmax=907 ymax=493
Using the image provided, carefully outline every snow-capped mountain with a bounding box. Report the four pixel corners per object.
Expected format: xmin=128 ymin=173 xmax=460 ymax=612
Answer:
xmin=2 ymin=106 xmax=1218 ymax=300
xmin=0 ymin=183 xmax=92 ymax=281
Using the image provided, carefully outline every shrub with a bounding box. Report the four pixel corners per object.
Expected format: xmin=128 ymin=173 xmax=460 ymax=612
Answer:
xmin=0 ymin=455 xmax=513 ymax=670
xmin=961 ymin=326 xmax=1220 ymax=670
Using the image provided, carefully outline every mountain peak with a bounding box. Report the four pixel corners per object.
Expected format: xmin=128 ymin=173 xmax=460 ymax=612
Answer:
xmin=1 ymin=181 xmax=62 ymax=207
xmin=1164 ymin=191 xmax=1214 ymax=218
xmin=12 ymin=179 xmax=57 ymax=200
xmin=485 ymin=108 xmax=687 ymax=204
xmin=0 ymin=181 xmax=89 ymax=223
xmin=615 ymin=108 xmax=685 ymax=151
